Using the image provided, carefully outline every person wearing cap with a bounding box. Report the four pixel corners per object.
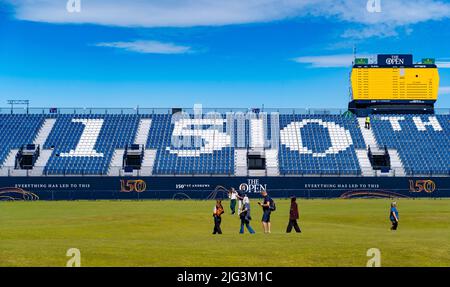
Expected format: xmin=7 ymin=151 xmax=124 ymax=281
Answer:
xmin=239 ymin=194 xmax=255 ymax=234
xmin=390 ymin=201 xmax=399 ymax=230
xmin=258 ymin=190 xmax=274 ymax=234
xmin=286 ymin=196 xmax=301 ymax=233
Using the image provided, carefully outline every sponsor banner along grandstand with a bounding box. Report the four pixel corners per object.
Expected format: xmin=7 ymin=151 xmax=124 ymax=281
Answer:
xmin=0 ymin=176 xmax=448 ymax=200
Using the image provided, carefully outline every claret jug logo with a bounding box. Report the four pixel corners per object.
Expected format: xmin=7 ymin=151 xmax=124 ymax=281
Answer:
xmin=120 ymin=179 xmax=147 ymax=193
xmin=409 ymin=180 xmax=436 ymax=193
xmin=239 ymin=179 xmax=267 ymax=193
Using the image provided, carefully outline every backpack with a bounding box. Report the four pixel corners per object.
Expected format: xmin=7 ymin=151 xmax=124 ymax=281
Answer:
xmin=269 ymin=200 xmax=276 ymax=211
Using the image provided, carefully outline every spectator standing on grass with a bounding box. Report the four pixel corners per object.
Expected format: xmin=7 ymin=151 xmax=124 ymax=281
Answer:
xmin=228 ymin=188 xmax=238 ymax=215
xmin=239 ymin=194 xmax=255 ymax=234
xmin=390 ymin=201 xmax=399 ymax=230
xmin=286 ymin=196 xmax=301 ymax=233
xmin=213 ymin=200 xmax=224 ymax=234
xmin=236 ymin=188 xmax=245 ymax=215
xmin=258 ymin=190 xmax=275 ymax=234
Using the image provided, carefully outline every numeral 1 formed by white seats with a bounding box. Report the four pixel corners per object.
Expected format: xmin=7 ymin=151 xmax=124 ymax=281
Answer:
xmin=60 ymin=119 xmax=104 ymax=158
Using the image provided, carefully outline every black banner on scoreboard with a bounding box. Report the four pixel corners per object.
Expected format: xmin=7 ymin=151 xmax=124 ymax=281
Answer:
xmin=377 ymin=54 xmax=413 ymax=66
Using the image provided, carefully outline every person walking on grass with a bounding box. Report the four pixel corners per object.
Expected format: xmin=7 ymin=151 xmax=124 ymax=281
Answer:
xmin=390 ymin=201 xmax=399 ymax=230
xmin=286 ymin=196 xmax=301 ymax=233
xmin=239 ymin=195 xmax=255 ymax=234
xmin=236 ymin=188 xmax=245 ymax=215
xmin=213 ymin=200 xmax=224 ymax=234
xmin=228 ymin=188 xmax=238 ymax=215
xmin=258 ymin=190 xmax=275 ymax=234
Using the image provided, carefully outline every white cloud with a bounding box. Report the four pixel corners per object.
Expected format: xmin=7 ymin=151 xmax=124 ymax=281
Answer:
xmin=292 ymin=54 xmax=372 ymax=68
xmin=94 ymin=40 xmax=191 ymax=54
xmin=341 ymin=25 xmax=401 ymax=39
xmin=4 ymin=0 xmax=450 ymax=38
xmin=312 ymin=0 xmax=450 ymax=26
xmin=6 ymin=0 xmax=313 ymax=27
xmin=437 ymin=61 xmax=450 ymax=68
xmin=440 ymin=86 xmax=450 ymax=95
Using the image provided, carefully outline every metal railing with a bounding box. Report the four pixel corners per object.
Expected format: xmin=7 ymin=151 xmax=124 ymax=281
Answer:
xmin=1 ymin=107 xmax=449 ymax=115
xmin=1 ymin=166 xmax=449 ymax=178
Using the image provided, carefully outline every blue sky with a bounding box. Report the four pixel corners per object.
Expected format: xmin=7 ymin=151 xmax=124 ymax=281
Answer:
xmin=1 ymin=0 xmax=450 ymax=109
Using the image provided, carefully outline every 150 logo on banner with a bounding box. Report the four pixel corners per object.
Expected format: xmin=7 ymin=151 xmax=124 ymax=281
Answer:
xmin=121 ymin=180 xmax=147 ymax=193
xmin=409 ymin=180 xmax=436 ymax=193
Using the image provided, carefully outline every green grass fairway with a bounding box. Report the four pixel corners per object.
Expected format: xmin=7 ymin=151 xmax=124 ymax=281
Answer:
xmin=1 ymin=199 xmax=450 ymax=267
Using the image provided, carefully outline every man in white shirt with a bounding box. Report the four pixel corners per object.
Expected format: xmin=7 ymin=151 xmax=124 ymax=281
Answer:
xmin=228 ymin=188 xmax=238 ymax=215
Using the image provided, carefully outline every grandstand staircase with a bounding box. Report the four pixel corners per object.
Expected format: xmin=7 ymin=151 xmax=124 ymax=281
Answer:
xmin=141 ymin=149 xmax=157 ymax=176
xmin=29 ymin=119 xmax=56 ymax=175
xmin=356 ymin=118 xmax=383 ymax=176
xmin=248 ymin=118 xmax=266 ymax=176
xmin=235 ymin=117 xmax=280 ymax=177
xmin=386 ymin=149 xmax=406 ymax=177
xmin=135 ymin=119 xmax=156 ymax=176
xmin=134 ymin=119 xmax=152 ymax=145
xmin=109 ymin=119 xmax=155 ymax=176
xmin=355 ymin=149 xmax=376 ymax=177
xmin=34 ymin=119 xmax=56 ymax=146
xmin=0 ymin=149 xmax=19 ymax=176
xmin=357 ymin=118 xmax=379 ymax=152
xmin=357 ymin=118 xmax=406 ymax=177
xmin=29 ymin=150 xmax=53 ymax=176
xmin=0 ymin=118 xmax=56 ymax=176
xmin=235 ymin=149 xmax=248 ymax=176
xmin=108 ymin=149 xmax=125 ymax=176
xmin=265 ymin=149 xmax=279 ymax=176
xmin=250 ymin=118 xmax=264 ymax=149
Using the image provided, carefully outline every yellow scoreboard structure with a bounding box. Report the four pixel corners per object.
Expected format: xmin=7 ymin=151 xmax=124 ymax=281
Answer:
xmin=351 ymin=66 xmax=439 ymax=101
xmin=349 ymin=54 xmax=439 ymax=115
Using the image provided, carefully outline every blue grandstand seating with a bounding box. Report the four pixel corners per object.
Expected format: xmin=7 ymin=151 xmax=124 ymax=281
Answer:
xmin=371 ymin=114 xmax=450 ymax=176
xmin=0 ymin=114 xmax=45 ymax=166
xmin=0 ymin=112 xmax=448 ymax=177
xmin=146 ymin=113 xmax=234 ymax=175
xmin=278 ymin=114 xmax=366 ymax=176
xmin=43 ymin=114 xmax=140 ymax=175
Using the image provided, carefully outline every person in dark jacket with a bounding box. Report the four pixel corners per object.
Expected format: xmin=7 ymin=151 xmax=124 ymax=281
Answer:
xmin=213 ymin=200 xmax=224 ymax=234
xmin=286 ymin=196 xmax=301 ymax=233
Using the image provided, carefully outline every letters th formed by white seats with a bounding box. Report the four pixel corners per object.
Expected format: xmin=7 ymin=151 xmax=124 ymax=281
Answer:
xmin=280 ymin=119 xmax=353 ymax=157
xmin=381 ymin=116 xmax=442 ymax=132
xmin=413 ymin=116 xmax=443 ymax=132
xmin=60 ymin=119 xmax=104 ymax=157
xmin=381 ymin=117 xmax=405 ymax=131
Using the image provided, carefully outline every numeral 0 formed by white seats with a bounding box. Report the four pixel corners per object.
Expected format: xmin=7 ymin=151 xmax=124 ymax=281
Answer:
xmin=60 ymin=119 xmax=104 ymax=158
xmin=280 ymin=119 xmax=353 ymax=157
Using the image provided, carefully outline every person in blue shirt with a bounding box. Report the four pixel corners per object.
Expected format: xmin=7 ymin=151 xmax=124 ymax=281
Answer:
xmin=390 ymin=202 xmax=399 ymax=230
xmin=258 ymin=191 xmax=274 ymax=234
